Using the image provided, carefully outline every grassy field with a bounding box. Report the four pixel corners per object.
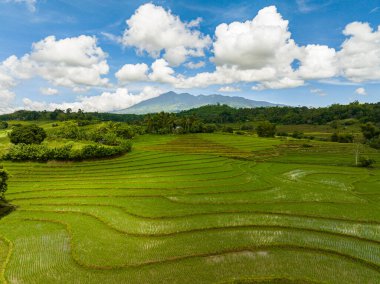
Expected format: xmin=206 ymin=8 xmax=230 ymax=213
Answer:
xmin=0 ymin=133 xmax=379 ymax=283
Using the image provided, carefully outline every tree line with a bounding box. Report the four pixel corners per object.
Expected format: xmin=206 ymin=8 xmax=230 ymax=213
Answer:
xmin=0 ymin=101 xmax=379 ymax=125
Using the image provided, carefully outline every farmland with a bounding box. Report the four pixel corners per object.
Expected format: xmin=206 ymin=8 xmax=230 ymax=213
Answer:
xmin=0 ymin=132 xmax=379 ymax=283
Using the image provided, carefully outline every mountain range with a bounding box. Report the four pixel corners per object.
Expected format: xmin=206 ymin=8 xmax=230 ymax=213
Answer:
xmin=116 ymin=92 xmax=282 ymax=114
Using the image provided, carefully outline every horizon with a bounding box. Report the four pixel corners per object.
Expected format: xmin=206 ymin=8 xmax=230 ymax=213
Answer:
xmin=1 ymin=0 xmax=380 ymax=113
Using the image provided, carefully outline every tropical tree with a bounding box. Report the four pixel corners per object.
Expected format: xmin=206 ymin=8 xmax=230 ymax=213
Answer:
xmin=9 ymin=124 xmax=47 ymax=145
xmin=256 ymin=121 xmax=276 ymax=137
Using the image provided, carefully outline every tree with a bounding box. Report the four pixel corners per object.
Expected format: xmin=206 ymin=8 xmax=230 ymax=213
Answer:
xmin=0 ymin=166 xmax=9 ymax=199
xmin=256 ymin=121 xmax=276 ymax=137
xmin=9 ymin=124 xmax=47 ymax=145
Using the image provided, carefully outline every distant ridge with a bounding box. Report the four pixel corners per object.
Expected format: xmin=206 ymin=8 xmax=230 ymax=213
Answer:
xmin=116 ymin=91 xmax=283 ymax=114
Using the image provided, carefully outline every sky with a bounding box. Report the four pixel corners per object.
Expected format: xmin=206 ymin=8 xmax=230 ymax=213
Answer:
xmin=0 ymin=0 xmax=380 ymax=113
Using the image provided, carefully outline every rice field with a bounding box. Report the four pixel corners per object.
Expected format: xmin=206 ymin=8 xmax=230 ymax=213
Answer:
xmin=0 ymin=133 xmax=379 ymax=283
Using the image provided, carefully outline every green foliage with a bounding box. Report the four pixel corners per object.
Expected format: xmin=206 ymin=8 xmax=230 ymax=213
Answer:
xmin=223 ymin=126 xmax=234 ymax=133
xmin=0 ymin=121 xmax=8 ymax=129
xmin=361 ymin=122 xmax=379 ymax=140
xmin=369 ymin=137 xmax=380 ymax=149
xmin=240 ymin=124 xmax=254 ymax=131
xmin=9 ymin=124 xmax=47 ymax=145
xmin=256 ymin=121 xmax=276 ymax=137
xmin=331 ymin=133 xmax=354 ymax=143
xmin=358 ymin=156 xmax=376 ymax=168
xmin=291 ymin=131 xmax=304 ymax=139
xmin=0 ymin=165 xmax=8 ymax=198
xmin=202 ymin=124 xmax=217 ymax=133
xmin=3 ymin=140 xmax=132 ymax=162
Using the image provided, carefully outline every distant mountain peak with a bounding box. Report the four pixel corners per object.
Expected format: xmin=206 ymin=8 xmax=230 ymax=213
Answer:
xmin=116 ymin=92 xmax=282 ymax=114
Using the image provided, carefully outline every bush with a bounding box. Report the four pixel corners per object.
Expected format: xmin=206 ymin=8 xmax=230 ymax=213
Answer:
xmin=256 ymin=121 xmax=276 ymax=137
xmin=276 ymin=131 xmax=288 ymax=137
xmin=235 ymin=131 xmax=245 ymax=135
xmin=291 ymin=131 xmax=304 ymax=139
xmin=369 ymin=137 xmax=380 ymax=149
xmin=0 ymin=166 xmax=9 ymax=198
xmin=202 ymin=124 xmax=217 ymax=133
xmin=9 ymin=124 xmax=47 ymax=145
xmin=3 ymin=144 xmax=51 ymax=161
xmin=0 ymin=121 xmax=8 ymax=130
xmin=331 ymin=133 xmax=353 ymax=143
xmin=358 ymin=157 xmax=376 ymax=168
xmin=240 ymin=124 xmax=254 ymax=131
xmin=3 ymin=140 xmax=132 ymax=162
xmin=223 ymin=126 xmax=234 ymax=133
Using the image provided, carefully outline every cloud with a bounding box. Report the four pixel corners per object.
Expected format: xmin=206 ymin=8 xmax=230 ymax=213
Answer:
xmin=213 ymin=6 xmax=300 ymax=70
xmin=297 ymin=44 xmax=338 ymax=79
xmin=40 ymin=87 xmax=58 ymax=96
xmin=218 ymin=86 xmax=241 ymax=92
xmin=122 ymin=3 xmax=211 ymax=66
xmin=115 ymin=63 xmax=148 ymax=83
xmin=174 ymin=6 xmax=318 ymax=89
xmin=338 ymin=22 xmax=380 ymax=82
xmin=3 ymin=0 xmax=36 ymax=12
xmin=0 ymin=65 xmax=17 ymax=108
xmin=148 ymin=59 xmax=177 ymax=84
xmin=2 ymin=35 xmax=109 ymax=90
xmin=370 ymin=7 xmax=380 ymax=14
xmin=22 ymin=86 xmax=164 ymax=112
xmin=355 ymin=87 xmax=367 ymax=95
xmin=296 ymin=0 xmax=332 ymax=13
xmin=185 ymin=61 xmax=205 ymax=69
xmin=310 ymin=88 xmax=327 ymax=96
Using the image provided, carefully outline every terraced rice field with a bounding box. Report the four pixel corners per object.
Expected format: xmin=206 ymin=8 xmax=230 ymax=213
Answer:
xmin=0 ymin=134 xmax=379 ymax=283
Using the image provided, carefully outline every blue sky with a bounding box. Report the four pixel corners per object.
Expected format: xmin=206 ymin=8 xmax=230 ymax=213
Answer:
xmin=0 ymin=0 xmax=380 ymax=113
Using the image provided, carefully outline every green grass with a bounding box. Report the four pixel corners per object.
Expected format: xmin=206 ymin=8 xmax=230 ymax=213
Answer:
xmin=0 ymin=133 xmax=379 ymax=283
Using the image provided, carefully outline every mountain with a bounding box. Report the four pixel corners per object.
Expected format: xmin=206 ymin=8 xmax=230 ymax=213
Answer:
xmin=116 ymin=91 xmax=282 ymax=114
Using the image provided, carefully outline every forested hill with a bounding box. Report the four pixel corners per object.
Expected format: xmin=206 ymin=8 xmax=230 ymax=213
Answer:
xmin=0 ymin=101 xmax=379 ymax=125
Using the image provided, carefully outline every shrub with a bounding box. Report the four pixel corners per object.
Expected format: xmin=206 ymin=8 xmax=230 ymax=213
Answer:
xmin=369 ymin=137 xmax=380 ymax=149
xmin=291 ymin=131 xmax=304 ymax=139
xmin=0 ymin=121 xmax=8 ymax=130
xmin=223 ymin=126 xmax=234 ymax=133
xmin=358 ymin=157 xmax=376 ymax=168
xmin=9 ymin=124 xmax=47 ymax=145
xmin=276 ymin=131 xmax=288 ymax=137
xmin=202 ymin=124 xmax=217 ymax=133
xmin=0 ymin=166 xmax=9 ymax=198
xmin=256 ymin=121 xmax=276 ymax=137
xmin=240 ymin=124 xmax=254 ymax=131
xmin=3 ymin=144 xmax=51 ymax=161
xmin=331 ymin=133 xmax=353 ymax=143
xmin=3 ymin=140 xmax=132 ymax=162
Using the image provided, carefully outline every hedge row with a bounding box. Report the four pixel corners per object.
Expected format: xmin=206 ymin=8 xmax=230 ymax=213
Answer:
xmin=2 ymin=141 xmax=132 ymax=162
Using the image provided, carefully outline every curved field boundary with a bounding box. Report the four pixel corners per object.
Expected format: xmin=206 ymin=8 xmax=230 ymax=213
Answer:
xmin=19 ymin=208 xmax=380 ymax=247
xmin=0 ymin=235 xmax=13 ymax=284
xmin=18 ymin=201 xmax=380 ymax=225
xmin=17 ymin=218 xmax=380 ymax=274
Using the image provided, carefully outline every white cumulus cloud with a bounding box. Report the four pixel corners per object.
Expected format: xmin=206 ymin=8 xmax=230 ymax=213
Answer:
xmin=115 ymin=63 xmax=149 ymax=83
xmin=355 ymin=87 xmax=367 ymax=95
xmin=2 ymin=35 xmax=109 ymax=91
xmin=22 ymin=86 xmax=164 ymax=113
xmin=338 ymin=22 xmax=380 ymax=82
xmin=122 ymin=3 xmax=211 ymax=66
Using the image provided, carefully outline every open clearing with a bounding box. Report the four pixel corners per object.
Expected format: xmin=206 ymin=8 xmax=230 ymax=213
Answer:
xmin=0 ymin=133 xmax=379 ymax=283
